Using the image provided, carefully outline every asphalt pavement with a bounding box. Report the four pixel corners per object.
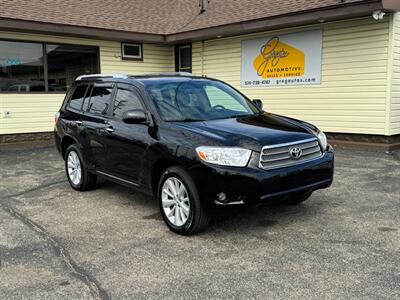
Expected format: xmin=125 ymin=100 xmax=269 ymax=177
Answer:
xmin=0 ymin=146 xmax=399 ymax=299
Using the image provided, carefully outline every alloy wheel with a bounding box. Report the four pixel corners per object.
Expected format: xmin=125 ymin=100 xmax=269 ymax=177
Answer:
xmin=161 ymin=177 xmax=191 ymax=227
xmin=67 ymin=150 xmax=82 ymax=185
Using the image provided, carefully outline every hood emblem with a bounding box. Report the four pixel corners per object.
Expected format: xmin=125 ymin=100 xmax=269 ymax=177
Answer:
xmin=289 ymin=147 xmax=303 ymax=159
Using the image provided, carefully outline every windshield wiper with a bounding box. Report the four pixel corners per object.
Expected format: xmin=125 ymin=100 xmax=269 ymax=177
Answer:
xmin=227 ymin=114 xmax=254 ymax=119
xmin=178 ymin=118 xmax=205 ymax=122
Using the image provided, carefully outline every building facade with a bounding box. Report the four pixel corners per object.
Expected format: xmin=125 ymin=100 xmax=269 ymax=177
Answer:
xmin=0 ymin=0 xmax=399 ymax=148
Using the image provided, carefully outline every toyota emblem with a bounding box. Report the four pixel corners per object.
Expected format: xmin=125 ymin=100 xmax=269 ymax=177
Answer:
xmin=289 ymin=147 xmax=303 ymax=159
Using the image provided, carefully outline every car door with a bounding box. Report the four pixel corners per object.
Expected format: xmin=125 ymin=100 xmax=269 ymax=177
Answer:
xmin=63 ymin=84 xmax=90 ymax=149
xmin=103 ymin=83 xmax=150 ymax=182
xmin=80 ymin=82 xmax=115 ymax=171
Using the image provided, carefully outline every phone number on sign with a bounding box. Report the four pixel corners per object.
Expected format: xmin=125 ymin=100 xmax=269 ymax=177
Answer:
xmin=244 ymin=77 xmax=318 ymax=86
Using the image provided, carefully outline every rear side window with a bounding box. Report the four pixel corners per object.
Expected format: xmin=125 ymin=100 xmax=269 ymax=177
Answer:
xmin=68 ymin=85 xmax=88 ymax=111
xmin=86 ymin=84 xmax=114 ymax=115
xmin=113 ymin=87 xmax=143 ymax=119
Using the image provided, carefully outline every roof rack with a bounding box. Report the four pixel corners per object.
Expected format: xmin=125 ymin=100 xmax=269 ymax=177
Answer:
xmin=143 ymin=72 xmax=194 ymax=77
xmin=76 ymin=72 xmax=195 ymax=81
xmin=75 ymin=74 xmax=129 ymax=81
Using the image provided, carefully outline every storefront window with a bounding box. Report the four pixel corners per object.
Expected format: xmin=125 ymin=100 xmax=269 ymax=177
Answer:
xmin=0 ymin=40 xmax=45 ymax=92
xmin=0 ymin=40 xmax=99 ymax=92
xmin=46 ymin=44 xmax=99 ymax=91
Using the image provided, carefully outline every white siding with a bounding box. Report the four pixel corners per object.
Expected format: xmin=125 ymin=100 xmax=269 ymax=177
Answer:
xmin=0 ymin=31 xmax=174 ymax=134
xmin=193 ymin=17 xmax=391 ymax=135
xmin=391 ymin=13 xmax=400 ymax=135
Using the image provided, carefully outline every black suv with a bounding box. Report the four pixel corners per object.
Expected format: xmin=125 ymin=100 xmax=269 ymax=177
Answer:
xmin=55 ymin=73 xmax=334 ymax=235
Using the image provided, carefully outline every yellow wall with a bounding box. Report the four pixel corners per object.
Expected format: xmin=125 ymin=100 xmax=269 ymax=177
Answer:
xmin=0 ymin=31 xmax=174 ymax=134
xmin=391 ymin=13 xmax=400 ymax=135
xmin=1 ymin=16 xmax=399 ymax=136
xmin=192 ymin=17 xmax=391 ymax=135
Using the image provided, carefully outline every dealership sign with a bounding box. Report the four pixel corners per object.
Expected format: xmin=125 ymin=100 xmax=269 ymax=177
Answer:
xmin=241 ymin=30 xmax=322 ymax=87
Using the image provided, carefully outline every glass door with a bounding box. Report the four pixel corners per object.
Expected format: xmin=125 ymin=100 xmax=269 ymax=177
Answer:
xmin=175 ymin=44 xmax=192 ymax=73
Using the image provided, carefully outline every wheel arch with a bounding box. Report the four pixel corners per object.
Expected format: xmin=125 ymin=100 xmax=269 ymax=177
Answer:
xmin=150 ymin=158 xmax=183 ymax=196
xmin=61 ymin=135 xmax=78 ymax=159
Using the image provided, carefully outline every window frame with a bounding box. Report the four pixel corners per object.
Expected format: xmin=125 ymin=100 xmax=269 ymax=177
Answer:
xmin=0 ymin=38 xmax=100 ymax=94
xmin=121 ymin=42 xmax=143 ymax=61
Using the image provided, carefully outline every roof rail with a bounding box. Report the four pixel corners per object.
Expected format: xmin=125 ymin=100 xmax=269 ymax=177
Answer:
xmin=142 ymin=72 xmax=194 ymax=77
xmin=75 ymin=74 xmax=129 ymax=81
xmin=76 ymin=72 xmax=194 ymax=81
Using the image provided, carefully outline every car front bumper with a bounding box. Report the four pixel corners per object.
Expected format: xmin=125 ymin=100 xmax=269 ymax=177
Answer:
xmin=190 ymin=145 xmax=334 ymax=207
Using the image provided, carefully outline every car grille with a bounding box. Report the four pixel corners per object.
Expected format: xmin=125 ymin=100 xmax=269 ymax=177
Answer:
xmin=259 ymin=138 xmax=322 ymax=170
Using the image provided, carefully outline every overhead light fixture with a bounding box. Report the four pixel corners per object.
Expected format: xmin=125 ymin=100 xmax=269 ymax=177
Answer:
xmin=216 ymin=35 xmax=223 ymax=38
xmin=372 ymin=10 xmax=386 ymax=21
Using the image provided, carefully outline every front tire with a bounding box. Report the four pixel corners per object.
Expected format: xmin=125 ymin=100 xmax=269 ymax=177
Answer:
xmin=65 ymin=144 xmax=97 ymax=191
xmin=158 ymin=166 xmax=210 ymax=235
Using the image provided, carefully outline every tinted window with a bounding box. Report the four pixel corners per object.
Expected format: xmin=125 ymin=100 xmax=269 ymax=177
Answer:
xmin=68 ymin=85 xmax=88 ymax=111
xmin=144 ymin=80 xmax=259 ymax=122
xmin=113 ymin=87 xmax=143 ymax=119
xmin=86 ymin=84 xmax=114 ymax=115
xmin=205 ymin=86 xmax=247 ymax=112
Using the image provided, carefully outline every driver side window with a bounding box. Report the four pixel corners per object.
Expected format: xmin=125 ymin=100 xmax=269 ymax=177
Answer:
xmin=204 ymin=86 xmax=247 ymax=112
xmin=113 ymin=86 xmax=144 ymax=119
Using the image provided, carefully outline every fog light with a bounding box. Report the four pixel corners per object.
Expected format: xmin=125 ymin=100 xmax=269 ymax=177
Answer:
xmin=217 ymin=192 xmax=227 ymax=202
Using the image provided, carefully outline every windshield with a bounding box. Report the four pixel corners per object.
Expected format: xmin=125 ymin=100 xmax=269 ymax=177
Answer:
xmin=144 ymin=79 xmax=260 ymax=122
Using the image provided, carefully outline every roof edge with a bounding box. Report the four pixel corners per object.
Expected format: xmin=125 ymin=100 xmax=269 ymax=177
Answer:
xmin=0 ymin=0 xmax=398 ymax=44
xmin=0 ymin=17 xmax=165 ymax=43
xmin=166 ymin=0 xmax=385 ymax=43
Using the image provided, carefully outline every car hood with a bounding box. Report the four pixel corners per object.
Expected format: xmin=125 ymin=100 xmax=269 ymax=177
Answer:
xmin=173 ymin=113 xmax=316 ymax=152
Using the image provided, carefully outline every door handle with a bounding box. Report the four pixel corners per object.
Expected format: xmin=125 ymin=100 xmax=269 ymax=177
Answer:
xmin=75 ymin=120 xmax=83 ymax=126
xmin=105 ymin=126 xmax=114 ymax=133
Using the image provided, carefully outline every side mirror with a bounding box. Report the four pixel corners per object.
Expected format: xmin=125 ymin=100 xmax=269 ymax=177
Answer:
xmin=122 ymin=109 xmax=148 ymax=124
xmin=253 ymin=99 xmax=263 ymax=110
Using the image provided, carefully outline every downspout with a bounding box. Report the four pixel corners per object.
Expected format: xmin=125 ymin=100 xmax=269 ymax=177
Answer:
xmin=385 ymin=13 xmax=395 ymax=136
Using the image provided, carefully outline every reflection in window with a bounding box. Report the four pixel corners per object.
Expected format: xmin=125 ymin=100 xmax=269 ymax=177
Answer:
xmin=46 ymin=44 xmax=99 ymax=91
xmin=113 ymin=88 xmax=143 ymax=119
xmin=177 ymin=45 xmax=192 ymax=73
xmin=205 ymin=86 xmax=246 ymax=111
xmin=145 ymin=80 xmax=257 ymax=121
xmin=68 ymin=85 xmax=89 ymax=111
xmin=86 ymin=84 xmax=114 ymax=115
xmin=0 ymin=40 xmax=44 ymax=92
xmin=0 ymin=40 xmax=99 ymax=92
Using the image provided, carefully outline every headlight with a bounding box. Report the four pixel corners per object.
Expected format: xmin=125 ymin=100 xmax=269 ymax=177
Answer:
xmin=317 ymin=130 xmax=328 ymax=151
xmin=196 ymin=146 xmax=252 ymax=167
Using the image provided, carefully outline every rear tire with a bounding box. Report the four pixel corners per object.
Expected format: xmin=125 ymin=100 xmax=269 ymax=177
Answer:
xmin=65 ymin=144 xmax=97 ymax=191
xmin=282 ymin=191 xmax=312 ymax=205
xmin=158 ymin=166 xmax=210 ymax=235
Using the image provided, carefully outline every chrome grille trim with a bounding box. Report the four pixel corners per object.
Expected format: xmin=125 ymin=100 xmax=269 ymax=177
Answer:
xmin=259 ymin=138 xmax=323 ymax=170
